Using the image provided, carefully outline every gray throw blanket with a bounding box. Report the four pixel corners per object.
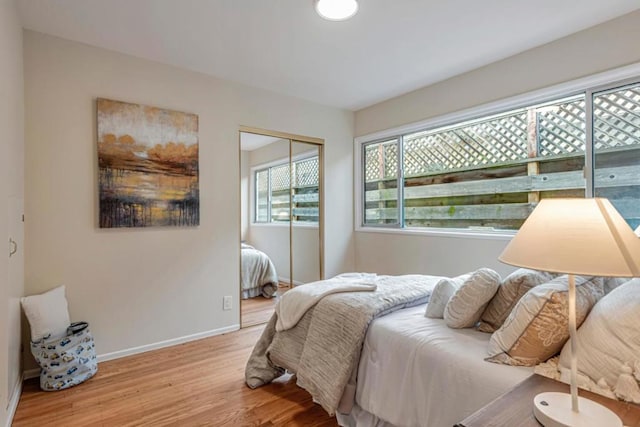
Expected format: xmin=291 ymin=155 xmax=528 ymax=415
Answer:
xmin=245 ymin=274 xmax=443 ymax=415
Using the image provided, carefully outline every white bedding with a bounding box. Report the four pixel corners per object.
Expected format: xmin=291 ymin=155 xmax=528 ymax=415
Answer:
xmin=241 ymin=244 xmax=278 ymax=299
xmin=338 ymin=305 xmax=533 ymax=427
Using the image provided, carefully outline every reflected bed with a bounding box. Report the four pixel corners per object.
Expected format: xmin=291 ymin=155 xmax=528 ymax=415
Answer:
xmin=241 ymin=243 xmax=278 ymax=299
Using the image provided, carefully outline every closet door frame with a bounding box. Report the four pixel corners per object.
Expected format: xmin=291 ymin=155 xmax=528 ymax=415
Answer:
xmin=238 ymin=126 xmax=325 ymax=327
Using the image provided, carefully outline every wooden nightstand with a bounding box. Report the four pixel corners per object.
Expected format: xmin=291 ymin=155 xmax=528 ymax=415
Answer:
xmin=456 ymin=374 xmax=640 ymax=427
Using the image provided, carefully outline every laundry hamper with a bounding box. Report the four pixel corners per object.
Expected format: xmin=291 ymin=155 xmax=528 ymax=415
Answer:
xmin=30 ymin=321 xmax=98 ymax=391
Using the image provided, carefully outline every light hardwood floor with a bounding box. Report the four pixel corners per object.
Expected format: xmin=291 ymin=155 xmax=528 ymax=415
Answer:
xmin=13 ymin=325 xmax=338 ymax=427
xmin=241 ymin=285 xmax=291 ymax=328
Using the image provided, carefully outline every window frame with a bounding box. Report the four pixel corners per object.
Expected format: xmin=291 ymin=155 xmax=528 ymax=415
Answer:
xmin=251 ymin=152 xmax=320 ymax=227
xmin=355 ymin=63 xmax=640 ymax=238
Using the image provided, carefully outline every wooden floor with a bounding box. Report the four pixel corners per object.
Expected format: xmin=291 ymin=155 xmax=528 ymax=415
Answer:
xmin=12 ymin=325 xmax=338 ymax=427
xmin=241 ymin=285 xmax=290 ymax=328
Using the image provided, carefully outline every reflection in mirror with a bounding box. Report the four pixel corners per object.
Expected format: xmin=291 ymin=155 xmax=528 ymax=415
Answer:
xmin=240 ymin=133 xmax=290 ymax=327
xmin=291 ymin=141 xmax=321 ymax=285
xmin=239 ymin=131 xmax=323 ymax=327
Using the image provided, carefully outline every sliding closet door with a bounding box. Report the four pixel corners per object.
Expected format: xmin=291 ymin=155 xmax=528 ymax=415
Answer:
xmin=290 ymin=140 xmax=323 ymax=285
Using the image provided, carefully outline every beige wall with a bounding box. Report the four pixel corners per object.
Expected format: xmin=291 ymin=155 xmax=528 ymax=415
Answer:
xmin=0 ymin=0 xmax=25 ymax=424
xmin=353 ymin=10 xmax=640 ymax=277
xmin=24 ymin=31 xmax=354 ymax=366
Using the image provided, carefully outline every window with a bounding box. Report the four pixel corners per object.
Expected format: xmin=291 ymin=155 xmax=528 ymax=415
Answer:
xmin=254 ymin=155 xmax=319 ymax=224
xmin=360 ymin=78 xmax=640 ymax=232
xmin=593 ymin=82 xmax=640 ymax=231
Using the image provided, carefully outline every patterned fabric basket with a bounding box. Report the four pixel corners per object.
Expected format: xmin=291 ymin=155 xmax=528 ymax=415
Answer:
xmin=30 ymin=321 xmax=98 ymax=391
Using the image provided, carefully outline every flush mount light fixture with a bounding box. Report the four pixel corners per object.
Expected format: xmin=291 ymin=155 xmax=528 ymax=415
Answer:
xmin=315 ymin=0 xmax=359 ymax=21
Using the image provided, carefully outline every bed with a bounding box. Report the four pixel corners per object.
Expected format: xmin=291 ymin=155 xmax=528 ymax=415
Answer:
xmin=241 ymin=243 xmax=278 ymax=299
xmin=246 ymin=273 xmax=534 ymax=427
xmin=336 ymin=304 xmax=532 ymax=427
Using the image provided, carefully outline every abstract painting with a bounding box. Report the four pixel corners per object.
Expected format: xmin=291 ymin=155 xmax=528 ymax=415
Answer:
xmin=97 ymin=98 xmax=199 ymax=228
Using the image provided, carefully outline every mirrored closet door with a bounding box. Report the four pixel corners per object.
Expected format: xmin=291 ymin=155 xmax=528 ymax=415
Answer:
xmin=239 ymin=129 xmax=323 ymax=328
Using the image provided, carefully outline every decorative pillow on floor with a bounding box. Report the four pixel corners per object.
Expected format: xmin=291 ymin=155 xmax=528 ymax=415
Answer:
xmin=477 ymin=268 xmax=555 ymax=333
xmin=486 ymin=276 xmax=604 ymax=366
xmin=21 ymin=285 xmax=71 ymax=341
xmin=558 ymin=278 xmax=640 ymax=388
xmin=425 ymin=274 xmax=470 ymax=319
xmin=444 ymin=268 xmax=501 ymax=329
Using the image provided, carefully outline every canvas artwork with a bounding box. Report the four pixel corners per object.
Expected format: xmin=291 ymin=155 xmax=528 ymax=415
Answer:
xmin=97 ymin=98 xmax=199 ymax=228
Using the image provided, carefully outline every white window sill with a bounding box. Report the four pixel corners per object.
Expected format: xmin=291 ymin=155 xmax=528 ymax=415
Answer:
xmin=251 ymin=222 xmax=319 ymax=229
xmin=355 ymin=225 xmax=515 ymax=241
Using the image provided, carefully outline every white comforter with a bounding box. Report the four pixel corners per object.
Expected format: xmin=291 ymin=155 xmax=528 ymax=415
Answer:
xmin=241 ymin=244 xmax=278 ymax=299
xmin=342 ymin=305 xmax=533 ymax=427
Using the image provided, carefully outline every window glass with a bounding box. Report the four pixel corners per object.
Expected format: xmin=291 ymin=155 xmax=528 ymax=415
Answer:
xmin=255 ymin=169 xmax=269 ymax=222
xmin=363 ymin=139 xmax=399 ymax=225
xmin=254 ymin=156 xmax=319 ymax=224
xmin=292 ymin=157 xmax=319 ymax=222
xmin=399 ymin=96 xmax=585 ymax=231
xmin=593 ymin=82 xmax=640 ymax=230
xmin=269 ymin=163 xmax=291 ymax=222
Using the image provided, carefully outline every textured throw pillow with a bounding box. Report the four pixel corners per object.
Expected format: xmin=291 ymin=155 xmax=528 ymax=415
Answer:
xmin=425 ymin=274 xmax=470 ymax=319
xmin=21 ymin=285 xmax=71 ymax=341
xmin=486 ymin=276 xmax=604 ymax=366
xmin=444 ymin=268 xmax=501 ymax=329
xmin=477 ymin=268 xmax=555 ymax=333
xmin=603 ymin=277 xmax=629 ymax=294
xmin=559 ymin=278 xmax=640 ymax=387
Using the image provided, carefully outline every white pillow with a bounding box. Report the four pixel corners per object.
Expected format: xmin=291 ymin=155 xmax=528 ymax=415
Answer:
xmin=444 ymin=268 xmax=501 ymax=329
xmin=559 ymin=278 xmax=640 ymax=387
xmin=425 ymin=274 xmax=470 ymax=319
xmin=21 ymin=285 xmax=71 ymax=341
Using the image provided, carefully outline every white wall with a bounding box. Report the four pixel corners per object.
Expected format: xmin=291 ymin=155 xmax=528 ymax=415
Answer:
xmin=24 ymin=31 xmax=354 ymax=367
xmin=354 ymin=10 xmax=640 ymax=278
xmin=0 ymin=0 xmax=24 ymax=424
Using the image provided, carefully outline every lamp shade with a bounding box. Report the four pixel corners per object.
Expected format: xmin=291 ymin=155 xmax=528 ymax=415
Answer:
xmin=499 ymin=198 xmax=640 ymax=277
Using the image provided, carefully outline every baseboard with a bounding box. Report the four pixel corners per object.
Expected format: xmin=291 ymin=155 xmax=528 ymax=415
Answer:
xmin=98 ymin=324 xmax=240 ymax=363
xmin=6 ymin=375 xmax=23 ymax=427
xmin=23 ymin=324 xmax=241 ymax=380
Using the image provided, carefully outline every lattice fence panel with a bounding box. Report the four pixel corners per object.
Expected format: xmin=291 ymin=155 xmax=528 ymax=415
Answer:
xmin=255 ymin=169 xmax=269 ymax=222
xmin=594 ymin=87 xmax=640 ymax=150
xmin=403 ymin=112 xmax=528 ymax=177
xmin=270 ymin=164 xmax=290 ymax=191
xmin=294 ymin=157 xmax=319 ymax=187
xmin=538 ymin=99 xmax=586 ymax=156
xmin=365 ymin=141 xmax=398 ymax=182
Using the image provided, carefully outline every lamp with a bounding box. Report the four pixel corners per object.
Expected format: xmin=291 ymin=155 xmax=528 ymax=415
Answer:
xmin=499 ymin=198 xmax=640 ymax=427
xmin=314 ymin=0 xmax=358 ymax=21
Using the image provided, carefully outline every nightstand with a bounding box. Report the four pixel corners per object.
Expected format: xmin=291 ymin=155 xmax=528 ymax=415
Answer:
xmin=456 ymin=374 xmax=640 ymax=427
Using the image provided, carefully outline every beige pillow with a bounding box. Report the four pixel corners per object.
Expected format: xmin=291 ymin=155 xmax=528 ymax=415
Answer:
xmin=603 ymin=277 xmax=629 ymax=294
xmin=477 ymin=268 xmax=555 ymax=333
xmin=486 ymin=276 xmax=604 ymax=366
xmin=425 ymin=274 xmax=470 ymax=319
xmin=444 ymin=268 xmax=501 ymax=329
xmin=559 ymin=278 xmax=640 ymax=387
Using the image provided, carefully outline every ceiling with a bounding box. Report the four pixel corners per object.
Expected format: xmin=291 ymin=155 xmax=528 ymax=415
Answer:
xmin=18 ymin=0 xmax=640 ymax=111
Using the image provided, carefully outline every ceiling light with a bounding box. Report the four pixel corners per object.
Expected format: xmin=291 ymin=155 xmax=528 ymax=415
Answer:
xmin=315 ymin=0 xmax=359 ymax=21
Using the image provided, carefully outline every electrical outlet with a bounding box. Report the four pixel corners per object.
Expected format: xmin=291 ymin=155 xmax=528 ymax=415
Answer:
xmin=223 ymin=295 xmax=232 ymax=311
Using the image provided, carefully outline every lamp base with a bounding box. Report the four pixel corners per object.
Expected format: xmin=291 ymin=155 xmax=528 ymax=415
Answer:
xmin=533 ymin=392 xmax=622 ymax=427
